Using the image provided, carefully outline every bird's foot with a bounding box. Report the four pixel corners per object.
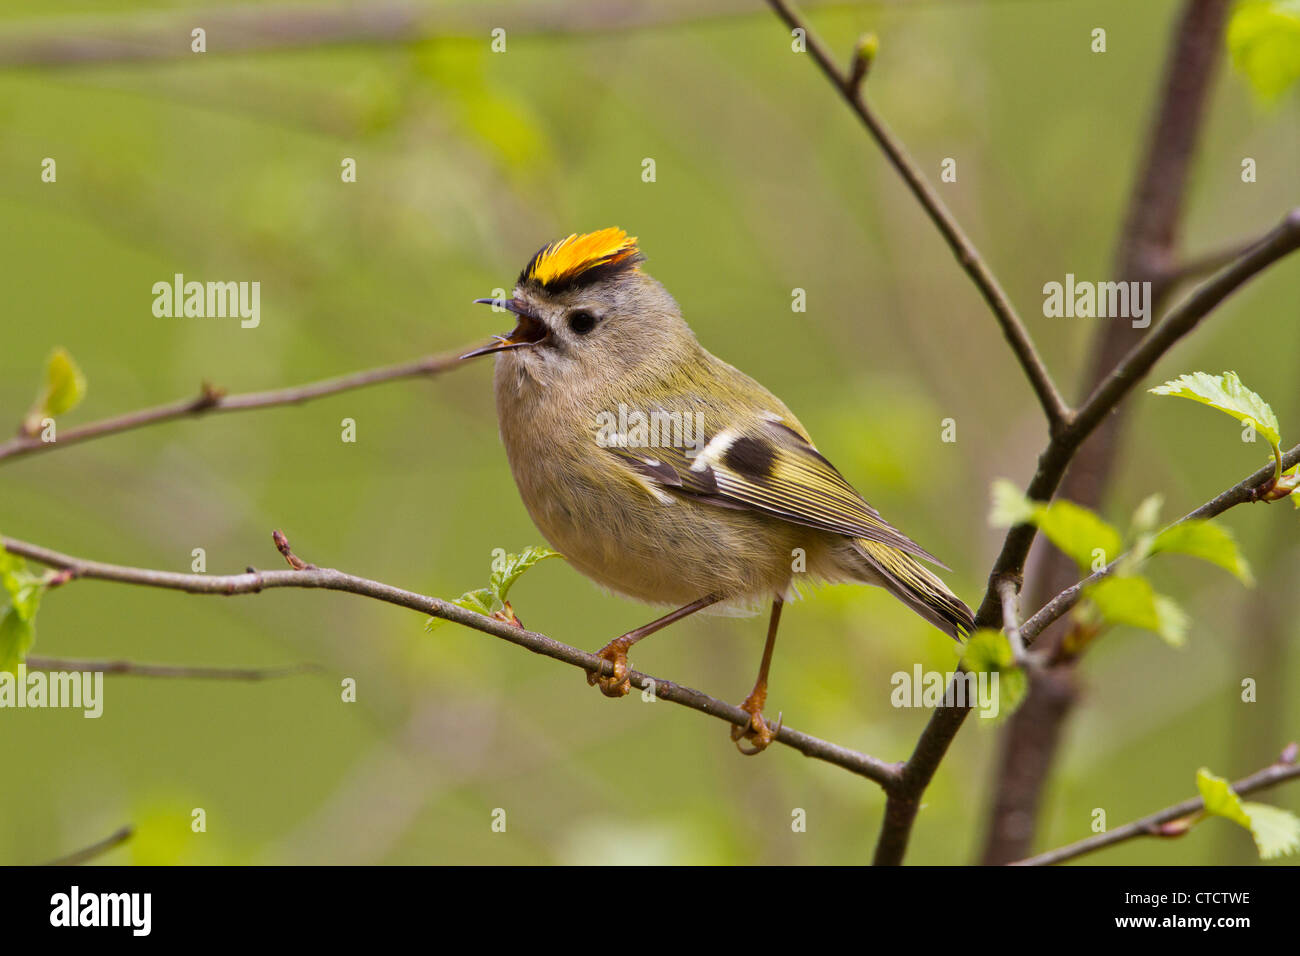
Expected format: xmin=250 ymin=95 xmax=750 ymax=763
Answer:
xmin=586 ymin=637 xmax=633 ymax=698
xmin=730 ymin=692 xmax=782 ymax=755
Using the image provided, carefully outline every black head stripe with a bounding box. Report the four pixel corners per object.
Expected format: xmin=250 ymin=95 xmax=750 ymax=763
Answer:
xmin=518 ymin=250 xmax=645 ymax=293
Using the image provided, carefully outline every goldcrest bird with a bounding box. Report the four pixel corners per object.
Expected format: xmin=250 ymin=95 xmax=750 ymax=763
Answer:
xmin=464 ymin=227 xmax=973 ymax=753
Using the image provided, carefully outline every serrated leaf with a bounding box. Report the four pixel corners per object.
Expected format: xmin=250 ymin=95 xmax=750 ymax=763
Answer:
xmin=1086 ymin=575 xmax=1188 ymax=646
xmin=1240 ymin=802 xmax=1300 ymax=859
xmin=1198 ymin=767 xmax=1300 ymax=859
xmin=1149 ymin=371 xmax=1281 ymax=451
xmin=989 ymin=483 xmax=1122 ymax=571
xmin=424 ymin=547 xmax=561 ymax=632
xmin=1035 ymin=501 xmax=1124 ymax=572
xmin=1227 ymin=0 xmax=1300 ymax=104
xmin=425 ymin=588 xmax=497 ymax=632
xmin=958 ymin=628 xmax=1027 ymax=722
xmin=1152 ymin=520 xmax=1255 ymax=585
xmin=488 ymin=546 xmax=561 ymax=602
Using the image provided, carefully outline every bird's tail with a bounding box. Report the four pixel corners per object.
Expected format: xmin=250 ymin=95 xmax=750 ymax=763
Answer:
xmin=853 ymin=538 xmax=974 ymax=640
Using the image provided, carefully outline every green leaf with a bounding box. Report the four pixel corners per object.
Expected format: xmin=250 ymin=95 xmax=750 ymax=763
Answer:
xmin=425 ymin=546 xmax=562 ymax=631
xmin=1086 ymin=575 xmax=1188 ymax=646
xmin=1240 ymin=802 xmax=1300 ymax=859
xmin=0 ymin=607 xmax=34 ymax=674
xmin=488 ymin=546 xmax=561 ymax=602
xmin=24 ymin=348 xmax=87 ymax=434
xmin=1198 ymin=767 xmax=1300 ymax=859
xmin=1149 ymin=371 xmax=1281 ymax=451
xmin=1035 ymin=501 xmax=1124 ymax=572
xmin=42 ymin=348 xmax=87 ymax=416
xmin=989 ymin=482 xmax=1122 ymax=571
xmin=425 ymin=588 xmax=497 ymax=632
xmin=958 ymin=628 xmax=1027 ymax=722
xmin=1151 ymin=520 xmax=1255 ymax=585
xmin=1227 ymin=0 xmax=1300 ymax=104
xmin=0 ymin=539 xmax=43 ymax=671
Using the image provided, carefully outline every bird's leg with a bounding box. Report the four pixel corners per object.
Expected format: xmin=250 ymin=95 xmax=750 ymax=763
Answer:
xmin=588 ymin=593 xmax=721 ymax=698
xmin=731 ymin=597 xmax=784 ymax=755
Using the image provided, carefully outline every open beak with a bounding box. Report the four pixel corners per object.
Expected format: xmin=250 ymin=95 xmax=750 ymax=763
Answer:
xmin=461 ymin=298 xmax=550 ymax=360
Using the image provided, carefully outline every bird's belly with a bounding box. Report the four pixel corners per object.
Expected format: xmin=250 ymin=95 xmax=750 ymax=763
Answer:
xmin=517 ymin=473 xmax=799 ymax=607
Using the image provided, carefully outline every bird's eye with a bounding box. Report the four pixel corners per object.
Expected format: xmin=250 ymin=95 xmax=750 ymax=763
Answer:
xmin=567 ymin=310 xmax=598 ymax=335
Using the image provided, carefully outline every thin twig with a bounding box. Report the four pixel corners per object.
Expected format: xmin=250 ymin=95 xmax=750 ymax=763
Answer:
xmin=1 ymin=532 xmax=902 ymax=789
xmin=0 ymin=350 xmax=464 ymax=465
xmin=1020 ymin=441 xmax=1300 ymax=647
xmin=763 ymin=0 xmax=1071 ymax=430
xmin=1012 ymin=745 xmax=1300 ymax=866
xmin=25 ymin=656 xmax=316 ymax=680
xmin=997 ymin=578 xmax=1027 ymax=664
xmin=40 ymin=825 xmax=135 ymax=866
xmin=1162 ymin=235 xmax=1274 ymax=287
xmin=1070 ymin=209 xmax=1300 ymax=446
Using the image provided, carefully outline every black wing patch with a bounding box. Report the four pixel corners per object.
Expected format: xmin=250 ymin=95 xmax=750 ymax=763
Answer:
xmin=608 ymin=419 xmax=947 ymax=568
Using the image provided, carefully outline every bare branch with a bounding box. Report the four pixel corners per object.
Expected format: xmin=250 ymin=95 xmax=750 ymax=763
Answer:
xmin=1020 ymin=441 xmax=1300 ymax=648
xmin=1 ymin=532 xmax=902 ymax=789
xmin=1161 ymin=234 xmax=1276 ymax=288
xmin=25 ymin=656 xmax=315 ymax=680
xmin=997 ymin=578 xmax=1028 ymax=665
xmin=875 ymin=221 xmax=1300 ymax=864
xmin=0 ymin=0 xmax=885 ymax=70
xmin=983 ymin=0 xmax=1253 ymax=864
xmin=1071 ymin=209 xmax=1300 ymax=445
xmin=1013 ymin=745 xmax=1300 ymax=866
xmin=763 ymin=0 xmax=1071 ymax=430
xmin=40 ymin=825 xmax=134 ymax=866
xmin=0 ymin=350 xmax=464 ymax=465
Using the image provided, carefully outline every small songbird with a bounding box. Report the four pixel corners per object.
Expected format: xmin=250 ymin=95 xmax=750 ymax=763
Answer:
xmin=464 ymin=227 xmax=972 ymax=753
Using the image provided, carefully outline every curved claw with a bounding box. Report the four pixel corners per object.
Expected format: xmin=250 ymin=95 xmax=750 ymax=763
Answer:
xmin=586 ymin=645 xmax=631 ymax=698
xmin=731 ymin=709 xmax=782 ymax=755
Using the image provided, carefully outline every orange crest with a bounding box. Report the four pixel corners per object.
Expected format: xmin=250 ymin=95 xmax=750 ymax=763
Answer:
xmin=519 ymin=227 xmax=643 ymax=292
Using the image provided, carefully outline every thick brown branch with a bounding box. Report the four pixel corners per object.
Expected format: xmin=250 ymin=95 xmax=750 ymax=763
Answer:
xmin=0 ymin=350 xmax=463 ymax=465
xmin=1 ymin=533 xmax=902 ymax=789
xmin=983 ymin=0 xmax=1234 ymax=864
xmin=1012 ymin=745 xmax=1300 ymax=866
xmin=875 ymin=215 xmax=1300 ymax=864
xmin=763 ymin=0 xmax=1070 ymax=429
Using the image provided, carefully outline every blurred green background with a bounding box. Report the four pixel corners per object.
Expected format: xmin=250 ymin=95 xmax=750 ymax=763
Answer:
xmin=1 ymin=0 xmax=1296 ymax=865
